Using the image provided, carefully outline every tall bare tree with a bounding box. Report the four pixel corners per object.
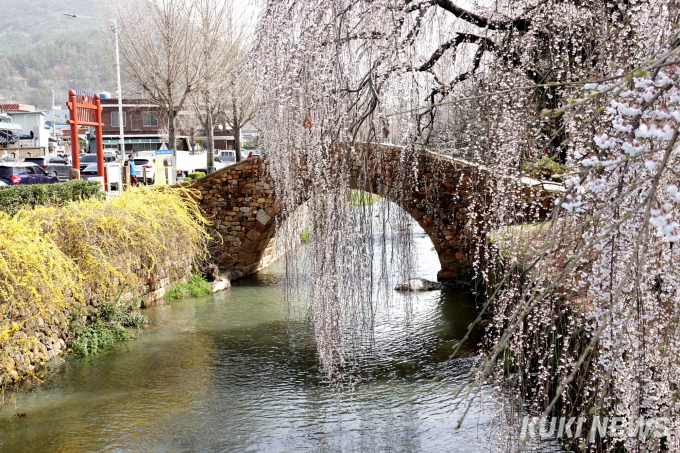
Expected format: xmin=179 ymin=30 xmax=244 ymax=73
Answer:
xmin=107 ymin=0 xmax=208 ymax=153
xmin=190 ymin=0 xmax=242 ymax=172
xmin=222 ymin=56 xmax=257 ymax=163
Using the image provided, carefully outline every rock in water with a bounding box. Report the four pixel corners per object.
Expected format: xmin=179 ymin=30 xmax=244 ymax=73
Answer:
xmin=211 ymin=278 xmax=231 ymax=293
xmin=394 ymin=278 xmax=442 ymax=292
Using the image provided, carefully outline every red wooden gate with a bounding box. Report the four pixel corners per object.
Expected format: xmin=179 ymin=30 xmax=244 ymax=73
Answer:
xmin=66 ymin=90 xmax=105 ymax=180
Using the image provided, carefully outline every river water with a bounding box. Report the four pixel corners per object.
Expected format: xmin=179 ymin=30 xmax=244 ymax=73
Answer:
xmin=0 ymin=227 xmax=505 ymax=452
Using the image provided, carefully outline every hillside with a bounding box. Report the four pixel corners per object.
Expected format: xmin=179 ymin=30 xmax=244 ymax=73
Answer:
xmin=0 ymin=0 xmax=116 ymax=109
xmin=0 ymin=0 xmax=103 ymax=55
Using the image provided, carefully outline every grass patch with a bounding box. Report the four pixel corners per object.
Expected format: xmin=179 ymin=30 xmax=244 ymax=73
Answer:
xmin=488 ymin=221 xmax=552 ymax=257
xmin=522 ymin=156 xmax=568 ymax=181
xmin=165 ymin=273 xmax=211 ymax=300
xmin=346 ymin=189 xmax=380 ymax=206
xmin=67 ymin=298 xmax=147 ymax=356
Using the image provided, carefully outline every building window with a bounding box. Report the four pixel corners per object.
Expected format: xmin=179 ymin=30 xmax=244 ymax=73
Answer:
xmin=143 ymin=111 xmax=158 ymax=127
xmin=132 ymin=142 xmax=158 ymax=152
xmin=111 ymin=112 xmax=126 ymax=128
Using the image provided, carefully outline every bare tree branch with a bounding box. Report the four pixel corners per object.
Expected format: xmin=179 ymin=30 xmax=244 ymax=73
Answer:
xmin=433 ymin=0 xmax=532 ymax=31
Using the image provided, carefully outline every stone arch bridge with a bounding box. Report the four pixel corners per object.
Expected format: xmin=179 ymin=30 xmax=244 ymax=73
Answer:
xmin=187 ymin=145 xmax=553 ymax=285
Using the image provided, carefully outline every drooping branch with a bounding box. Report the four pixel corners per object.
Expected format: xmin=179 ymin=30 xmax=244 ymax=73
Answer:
xmin=417 ymin=33 xmax=495 ymax=71
xmin=416 ymin=34 xmax=494 ymax=141
xmin=433 ymin=0 xmax=532 ymax=31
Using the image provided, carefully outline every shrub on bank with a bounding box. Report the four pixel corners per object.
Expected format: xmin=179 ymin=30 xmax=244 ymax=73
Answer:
xmin=165 ymin=273 xmax=211 ymax=300
xmin=68 ymin=298 xmax=147 ymax=356
xmin=20 ymin=186 xmax=210 ymax=306
xmin=0 ymin=186 xmax=209 ymax=389
xmin=184 ymin=171 xmax=206 ymax=181
xmin=0 ymin=213 xmax=82 ymax=389
xmin=0 ymin=179 xmax=103 ymax=217
xmin=521 ymin=156 xmax=568 ymax=181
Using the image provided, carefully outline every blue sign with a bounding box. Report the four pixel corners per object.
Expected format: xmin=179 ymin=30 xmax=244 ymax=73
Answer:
xmin=156 ymin=149 xmax=173 ymax=156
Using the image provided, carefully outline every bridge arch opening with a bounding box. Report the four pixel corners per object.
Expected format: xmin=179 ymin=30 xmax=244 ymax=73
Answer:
xmin=223 ymin=186 xmax=453 ymax=288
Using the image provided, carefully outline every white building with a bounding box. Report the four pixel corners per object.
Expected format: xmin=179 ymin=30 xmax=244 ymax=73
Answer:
xmin=44 ymin=106 xmax=70 ymax=125
xmin=0 ymin=104 xmax=50 ymax=153
xmin=8 ymin=111 xmax=49 ymax=151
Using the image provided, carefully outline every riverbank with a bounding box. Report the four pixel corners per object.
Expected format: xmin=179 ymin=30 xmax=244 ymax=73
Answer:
xmin=0 ymin=187 xmax=209 ymax=392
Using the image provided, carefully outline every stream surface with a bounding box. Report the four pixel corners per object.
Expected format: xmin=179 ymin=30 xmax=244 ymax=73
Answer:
xmin=0 ymin=229 xmax=507 ymax=452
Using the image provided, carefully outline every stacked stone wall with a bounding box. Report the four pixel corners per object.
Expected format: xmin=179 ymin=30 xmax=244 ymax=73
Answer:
xmin=189 ymin=160 xmax=279 ymax=276
xmin=135 ymin=239 xmax=195 ymax=305
xmin=1 ymin=246 xmax=196 ymax=387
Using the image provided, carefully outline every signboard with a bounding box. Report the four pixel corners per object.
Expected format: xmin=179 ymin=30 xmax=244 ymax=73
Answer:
xmin=106 ymin=162 xmax=122 ymax=194
xmin=155 ymin=149 xmax=174 ymax=185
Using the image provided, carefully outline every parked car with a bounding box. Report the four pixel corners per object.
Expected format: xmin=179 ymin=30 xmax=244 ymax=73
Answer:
xmin=133 ymin=158 xmax=156 ymax=183
xmin=79 ymin=153 xmax=116 ymax=172
xmin=80 ymin=163 xmax=102 ymax=180
xmin=80 ymin=162 xmax=121 ymax=189
xmin=217 ymin=150 xmax=237 ymax=163
xmin=23 ymin=156 xmax=72 ymax=181
xmin=194 ymin=155 xmax=228 ymax=173
xmin=0 ymin=162 xmax=58 ymax=185
xmin=57 ymin=153 xmax=72 ymax=164
xmin=214 ymin=156 xmax=229 ymax=170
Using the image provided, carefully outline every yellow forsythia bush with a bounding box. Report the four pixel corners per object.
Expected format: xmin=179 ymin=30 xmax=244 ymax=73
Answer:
xmin=22 ymin=186 xmax=210 ymax=305
xmin=0 ymin=187 xmax=209 ymax=388
xmin=0 ymin=213 xmax=82 ymax=386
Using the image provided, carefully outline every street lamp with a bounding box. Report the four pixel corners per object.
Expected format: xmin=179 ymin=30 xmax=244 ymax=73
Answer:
xmin=64 ymin=13 xmax=126 ymax=162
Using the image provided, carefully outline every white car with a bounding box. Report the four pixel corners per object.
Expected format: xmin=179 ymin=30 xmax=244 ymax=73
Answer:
xmin=133 ymin=158 xmax=156 ymax=183
xmin=193 ymin=155 xmax=229 ymax=173
xmin=80 ymin=162 xmax=112 ymax=181
xmin=214 ymin=156 xmax=229 ymax=170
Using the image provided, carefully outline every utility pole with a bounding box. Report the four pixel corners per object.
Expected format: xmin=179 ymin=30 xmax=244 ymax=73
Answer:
xmin=112 ymin=17 xmax=125 ymax=162
xmin=51 ymin=90 xmax=56 ymax=151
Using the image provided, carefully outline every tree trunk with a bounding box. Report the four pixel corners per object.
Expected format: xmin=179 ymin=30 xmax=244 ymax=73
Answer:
xmin=234 ymin=123 xmax=241 ymax=162
xmin=169 ymin=111 xmax=177 ymax=153
xmin=207 ymin=106 xmax=215 ymax=173
xmin=232 ymin=98 xmax=242 ymax=162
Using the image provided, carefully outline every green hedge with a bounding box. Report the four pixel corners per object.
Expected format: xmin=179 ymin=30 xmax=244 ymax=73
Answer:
xmin=184 ymin=171 xmax=206 ymax=182
xmin=0 ymin=179 xmax=103 ymax=216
